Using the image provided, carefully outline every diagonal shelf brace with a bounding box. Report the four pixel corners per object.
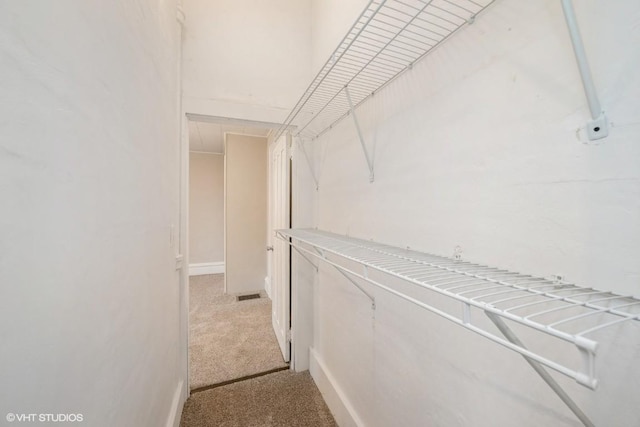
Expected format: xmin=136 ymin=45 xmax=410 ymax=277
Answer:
xmin=345 ymin=86 xmax=375 ymax=182
xmin=297 ymin=138 xmax=319 ymax=190
xmin=312 ymin=246 xmax=376 ymax=310
xmin=560 ymin=0 xmax=608 ymax=141
xmin=291 ymin=245 xmax=319 ymax=271
xmin=276 ymin=231 xmax=375 ymax=308
xmin=485 ymin=312 xmax=595 ymax=427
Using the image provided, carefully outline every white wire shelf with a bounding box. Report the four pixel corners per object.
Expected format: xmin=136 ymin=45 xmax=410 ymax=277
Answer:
xmin=273 ymin=0 xmax=495 ymax=142
xmin=278 ymin=228 xmax=640 ymax=391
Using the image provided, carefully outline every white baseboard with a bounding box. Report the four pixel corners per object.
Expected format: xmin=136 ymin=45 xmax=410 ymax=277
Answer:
xmin=309 ymin=348 xmax=364 ymax=427
xmin=189 ymin=262 xmax=224 ymax=276
xmin=264 ymin=276 xmax=272 ymax=299
xmin=165 ymin=379 xmax=185 ymax=427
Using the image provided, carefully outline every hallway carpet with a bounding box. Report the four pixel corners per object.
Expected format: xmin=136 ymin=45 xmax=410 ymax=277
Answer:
xmin=180 ymin=370 xmax=337 ymax=427
xmin=189 ymin=274 xmax=289 ymax=390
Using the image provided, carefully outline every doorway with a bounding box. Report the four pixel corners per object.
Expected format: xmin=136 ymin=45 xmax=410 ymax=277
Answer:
xmin=184 ymin=114 xmax=292 ymax=392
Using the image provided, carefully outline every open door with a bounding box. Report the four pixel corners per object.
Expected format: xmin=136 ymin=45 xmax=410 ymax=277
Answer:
xmin=268 ymin=133 xmax=291 ymax=362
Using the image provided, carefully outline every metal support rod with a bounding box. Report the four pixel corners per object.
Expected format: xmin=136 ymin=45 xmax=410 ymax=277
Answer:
xmin=292 ymin=245 xmax=319 ymax=271
xmin=560 ymin=0 xmax=608 ymax=140
xmin=344 ymin=86 xmax=375 ymax=182
xmin=297 ymin=138 xmax=319 ymax=190
xmin=485 ymin=312 xmax=595 ymax=427
xmin=313 ymin=247 xmax=376 ymax=307
xmin=276 ymin=232 xmax=375 ymax=306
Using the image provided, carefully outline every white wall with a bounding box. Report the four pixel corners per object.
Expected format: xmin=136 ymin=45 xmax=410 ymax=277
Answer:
xmin=225 ymin=134 xmax=268 ymax=295
xmin=302 ymin=0 xmax=640 ymax=426
xmin=181 ymin=0 xmax=313 ymax=123
xmin=189 ymin=152 xmax=224 ymax=264
xmin=0 ymin=2 xmax=184 ymax=427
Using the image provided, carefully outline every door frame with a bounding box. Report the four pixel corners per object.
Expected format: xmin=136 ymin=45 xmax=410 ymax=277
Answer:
xmin=267 ymin=132 xmax=292 ymax=363
xmin=180 ymin=113 xmax=297 ymax=393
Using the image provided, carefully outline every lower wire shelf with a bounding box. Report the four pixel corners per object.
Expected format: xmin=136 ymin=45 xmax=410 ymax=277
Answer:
xmin=277 ymin=228 xmax=640 ymax=391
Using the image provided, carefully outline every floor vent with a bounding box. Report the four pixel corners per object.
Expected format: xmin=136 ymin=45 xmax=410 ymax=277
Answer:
xmin=237 ymin=293 xmax=261 ymax=302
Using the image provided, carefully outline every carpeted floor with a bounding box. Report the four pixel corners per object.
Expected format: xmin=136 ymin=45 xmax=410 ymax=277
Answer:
xmin=189 ymin=274 xmax=289 ymax=390
xmin=180 ymin=370 xmax=337 ymax=427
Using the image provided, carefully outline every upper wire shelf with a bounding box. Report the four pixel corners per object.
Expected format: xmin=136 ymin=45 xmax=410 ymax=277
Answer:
xmin=273 ymin=0 xmax=495 ymax=142
xmin=278 ymin=228 xmax=640 ymax=390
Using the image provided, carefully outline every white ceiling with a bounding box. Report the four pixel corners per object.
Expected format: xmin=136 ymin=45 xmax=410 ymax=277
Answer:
xmin=188 ymin=121 xmax=272 ymax=153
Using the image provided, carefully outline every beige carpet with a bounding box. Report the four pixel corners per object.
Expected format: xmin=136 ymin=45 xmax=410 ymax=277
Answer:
xmin=180 ymin=370 xmax=337 ymax=427
xmin=189 ymin=274 xmax=289 ymax=390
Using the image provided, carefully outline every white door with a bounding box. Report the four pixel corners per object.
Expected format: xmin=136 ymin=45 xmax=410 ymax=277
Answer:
xmin=269 ymin=134 xmax=290 ymax=362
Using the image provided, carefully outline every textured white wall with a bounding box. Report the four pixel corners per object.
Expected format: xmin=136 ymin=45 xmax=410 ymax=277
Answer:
xmin=0 ymin=2 xmax=184 ymax=426
xmin=181 ymin=0 xmax=313 ymax=123
xmin=304 ymin=0 xmax=640 ymax=426
xmin=189 ymin=153 xmax=224 ymax=264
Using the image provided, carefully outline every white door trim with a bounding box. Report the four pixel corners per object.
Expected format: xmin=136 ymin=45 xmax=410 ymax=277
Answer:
xmin=268 ymin=133 xmax=291 ymax=363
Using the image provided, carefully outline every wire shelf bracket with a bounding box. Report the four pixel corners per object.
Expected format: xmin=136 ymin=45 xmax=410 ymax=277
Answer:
xmin=277 ymin=229 xmax=640 ymax=425
xmin=560 ymin=0 xmax=608 ymax=141
xmin=314 ymin=245 xmax=377 ymax=308
xmin=485 ymin=312 xmax=595 ymax=427
xmin=297 ymin=138 xmax=320 ymax=190
xmin=346 ymin=86 xmax=375 ymax=182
